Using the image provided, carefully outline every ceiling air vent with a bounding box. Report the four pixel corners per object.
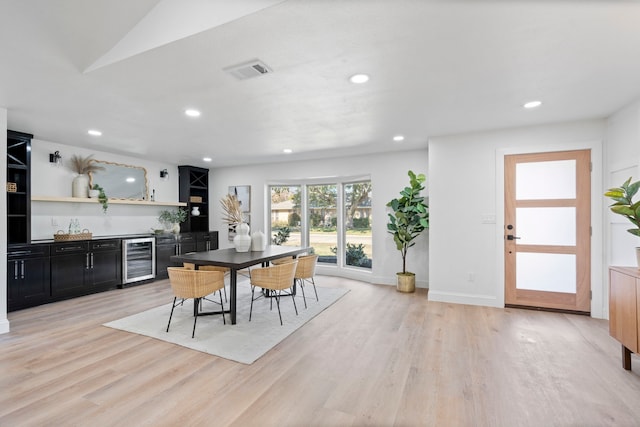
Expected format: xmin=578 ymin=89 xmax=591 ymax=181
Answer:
xmin=224 ymin=59 xmax=272 ymax=80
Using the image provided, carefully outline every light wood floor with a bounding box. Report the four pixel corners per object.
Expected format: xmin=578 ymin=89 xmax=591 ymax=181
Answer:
xmin=2 ymin=276 xmax=640 ymax=427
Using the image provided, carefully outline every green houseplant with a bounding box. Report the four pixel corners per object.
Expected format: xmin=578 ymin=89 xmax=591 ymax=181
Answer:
xmin=605 ymin=176 xmax=640 ymax=266
xmin=159 ymin=208 xmax=188 ymax=234
xmin=91 ymin=184 xmax=108 ymax=213
xmin=387 ymin=170 xmax=429 ymax=292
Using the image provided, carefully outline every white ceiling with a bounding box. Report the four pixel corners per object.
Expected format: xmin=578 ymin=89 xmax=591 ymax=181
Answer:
xmin=1 ymin=0 xmax=640 ymax=168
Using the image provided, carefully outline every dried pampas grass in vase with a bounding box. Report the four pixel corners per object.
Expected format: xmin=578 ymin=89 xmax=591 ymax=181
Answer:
xmin=220 ymin=194 xmax=244 ymax=224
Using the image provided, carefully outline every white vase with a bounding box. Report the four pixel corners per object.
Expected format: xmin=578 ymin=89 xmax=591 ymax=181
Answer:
xmin=191 ymin=206 xmax=200 ymax=216
xmin=171 ymin=223 xmax=181 ymax=234
xmin=233 ymin=223 xmax=252 ymax=252
xmin=251 ymin=230 xmax=266 ymax=251
xmin=72 ymin=174 xmax=89 ymax=198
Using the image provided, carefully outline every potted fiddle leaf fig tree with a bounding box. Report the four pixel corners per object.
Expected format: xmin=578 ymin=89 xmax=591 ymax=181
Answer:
xmin=605 ymin=176 xmax=640 ymax=266
xmin=387 ymin=170 xmax=429 ymax=292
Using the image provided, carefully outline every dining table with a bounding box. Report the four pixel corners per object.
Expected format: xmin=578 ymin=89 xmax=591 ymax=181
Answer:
xmin=171 ymin=245 xmax=310 ymax=324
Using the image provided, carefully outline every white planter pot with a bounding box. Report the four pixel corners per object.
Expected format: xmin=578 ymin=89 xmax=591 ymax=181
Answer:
xmin=88 ymin=189 xmax=100 ymax=198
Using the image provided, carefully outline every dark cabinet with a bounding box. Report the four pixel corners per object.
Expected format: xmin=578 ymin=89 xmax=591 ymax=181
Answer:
xmin=6 ymin=130 xmax=32 ymax=245
xmin=89 ymin=240 xmax=122 ymax=290
xmin=155 ymin=233 xmax=200 ymax=279
xmin=7 ymin=244 xmax=50 ymax=311
xmin=195 ymin=231 xmax=219 ymax=252
xmin=178 ymin=166 xmax=209 ymax=233
xmin=50 ymin=240 xmax=121 ymax=299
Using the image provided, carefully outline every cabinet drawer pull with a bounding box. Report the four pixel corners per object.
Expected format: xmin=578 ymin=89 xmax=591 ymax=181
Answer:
xmin=20 ymin=260 xmax=25 ymax=279
xmin=14 ymin=261 xmax=18 ymax=280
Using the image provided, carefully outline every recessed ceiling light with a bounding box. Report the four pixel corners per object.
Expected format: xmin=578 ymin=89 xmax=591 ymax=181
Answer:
xmin=523 ymin=100 xmax=542 ymax=109
xmin=126 ymin=177 xmax=135 ymax=183
xmin=393 ymin=135 xmax=405 ymax=142
xmin=349 ymin=73 xmax=369 ymax=84
xmin=203 ymin=157 xmax=212 ymax=162
xmin=283 ymin=148 xmax=293 ymax=154
xmin=88 ymin=129 xmax=102 ymax=136
xmin=185 ymin=109 xmax=201 ymax=117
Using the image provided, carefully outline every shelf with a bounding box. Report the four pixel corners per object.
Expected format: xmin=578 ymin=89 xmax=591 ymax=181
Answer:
xmin=32 ymin=196 xmax=187 ymax=207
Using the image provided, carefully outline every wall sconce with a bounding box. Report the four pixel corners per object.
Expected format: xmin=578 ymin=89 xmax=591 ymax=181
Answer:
xmin=49 ymin=151 xmax=62 ymax=165
xmin=160 ymin=169 xmax=169 ymax=179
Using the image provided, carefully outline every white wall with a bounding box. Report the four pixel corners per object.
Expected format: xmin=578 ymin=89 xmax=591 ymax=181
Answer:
xmin=209 ymin=149 xmax=429 ymax=287
xmin=30 ymin=139 xmax=181 ymax=239
xmin=604 ymin=100 xmax=640 ymax=272
xmin=428 ymin=119 xmax=606 ymax=318
xmin=0 ymin=108 xmax=8 ymax=333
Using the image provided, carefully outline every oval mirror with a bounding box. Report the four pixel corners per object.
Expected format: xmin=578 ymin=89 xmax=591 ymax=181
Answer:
xmin=89 ymin=160 xmax=149 ymax=200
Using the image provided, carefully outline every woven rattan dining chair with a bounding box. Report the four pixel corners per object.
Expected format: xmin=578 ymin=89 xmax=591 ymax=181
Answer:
xmin=166 ymin=267 xmax=226 ymax=338
xmin=294 ymin=254 xmax=319 ymax=308
xmin=249 ymin=260 xmax=298 ymax=325
xmin=183 ymin=262 xmax=229 ymax=302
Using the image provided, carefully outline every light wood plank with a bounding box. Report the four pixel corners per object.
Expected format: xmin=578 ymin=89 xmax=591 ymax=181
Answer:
xmin=1 ymin=277 xmax=640 ymax=426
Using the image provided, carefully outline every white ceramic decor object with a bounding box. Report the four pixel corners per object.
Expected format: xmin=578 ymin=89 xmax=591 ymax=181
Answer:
xmin=251 ymin=230 xmax=266 ymax=251
xmin=234 ymin=223 xmax=251 ymax=252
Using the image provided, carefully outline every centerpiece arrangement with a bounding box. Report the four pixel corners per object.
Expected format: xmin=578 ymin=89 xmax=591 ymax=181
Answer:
xmin=221 ymin=194 xmax=251 ymax=252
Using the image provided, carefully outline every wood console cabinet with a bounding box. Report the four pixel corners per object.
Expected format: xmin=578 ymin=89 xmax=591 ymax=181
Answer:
xmin=609 ymin=266 xmax=640 ymax=370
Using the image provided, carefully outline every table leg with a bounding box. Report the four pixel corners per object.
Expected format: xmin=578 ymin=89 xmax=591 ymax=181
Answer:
xmin=230 ymin=269 xmax=237 ymax=325
xmin=622 ymin=344 xmax=632 ymax=370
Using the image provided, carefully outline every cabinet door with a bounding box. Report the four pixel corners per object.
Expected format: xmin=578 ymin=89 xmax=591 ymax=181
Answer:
xmin=156 ymin=244 xmax=176 ymax=279
xmin=8 ymin=258 xmax=51 ymax=311
xmin=609 ymin=269 xmax=638 ymax=353
xmin=51 ymin=252 xmax=88 ymax=298
xmin=20 ymin=257 xmax=51 ymax=304
xmin=90 ymin=250 xmax=122 ymax=290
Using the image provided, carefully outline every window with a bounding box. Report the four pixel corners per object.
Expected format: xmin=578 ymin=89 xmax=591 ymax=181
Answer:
xmin=269 ymin=185 xmax=301 ymax=247
xmin=344 ymin=181 xmax=372 ymax=269
xmin=269 ymin=177 xmax=372 ymax=271
xmin=308 ymin=184 xmax=337 ymax=264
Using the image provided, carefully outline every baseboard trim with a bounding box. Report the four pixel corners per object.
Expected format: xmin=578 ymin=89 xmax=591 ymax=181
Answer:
xmin=428 ymin=291 xmax=502 ymax=308
xmin=0 ymin=318 xmax=10 ymax=334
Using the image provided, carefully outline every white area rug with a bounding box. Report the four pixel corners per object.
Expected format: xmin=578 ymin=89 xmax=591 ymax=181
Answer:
xmin=104 ymin=282 xmax=348 ymax=364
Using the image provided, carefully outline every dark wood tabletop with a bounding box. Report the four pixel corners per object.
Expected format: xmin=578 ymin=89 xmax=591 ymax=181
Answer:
xmin=171 ymin=245 xmax=310 ymax=270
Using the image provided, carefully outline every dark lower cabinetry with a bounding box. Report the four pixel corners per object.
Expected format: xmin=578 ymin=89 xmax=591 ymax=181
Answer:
xmin=196 ymin=231 xmax=219 ymax=252
xmin=155 ymin=233 xmax=196 ymax=279
xmin=155 ymin=232 xmax=218 ymax=279
xmin=50 ymin=240 xmax=121 ymax=299
xmin=7 ymin=244 xmax=50 ymax=311
xmin=7 ymin=233 xmax=218 ymax=311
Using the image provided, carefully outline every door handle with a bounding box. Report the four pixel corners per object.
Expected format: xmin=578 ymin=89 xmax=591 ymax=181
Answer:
xmin=14 ymin=261 xmax=18 ymax=280
xmin=20 ymin=260 xmax=25 ymax=279
xmin=506 ymin=235 xmax=521 ymax=240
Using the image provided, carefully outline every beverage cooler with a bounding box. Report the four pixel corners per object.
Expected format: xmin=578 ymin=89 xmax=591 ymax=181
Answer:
xmin=122 ymin=237 xmax=156 ymax=285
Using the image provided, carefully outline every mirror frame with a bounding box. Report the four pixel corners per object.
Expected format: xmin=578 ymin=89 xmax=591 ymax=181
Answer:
xmin=88 ymin=160 xmax=149 ymax=201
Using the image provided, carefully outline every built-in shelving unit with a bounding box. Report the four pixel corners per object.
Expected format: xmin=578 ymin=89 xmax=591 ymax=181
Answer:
xmin=7 ymin=130 xmax=33 ymax=245
xmin=32 ymin=196 xmax=186 ymax=207
xmin=178 ymin=165 xmax=209 ymax=233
